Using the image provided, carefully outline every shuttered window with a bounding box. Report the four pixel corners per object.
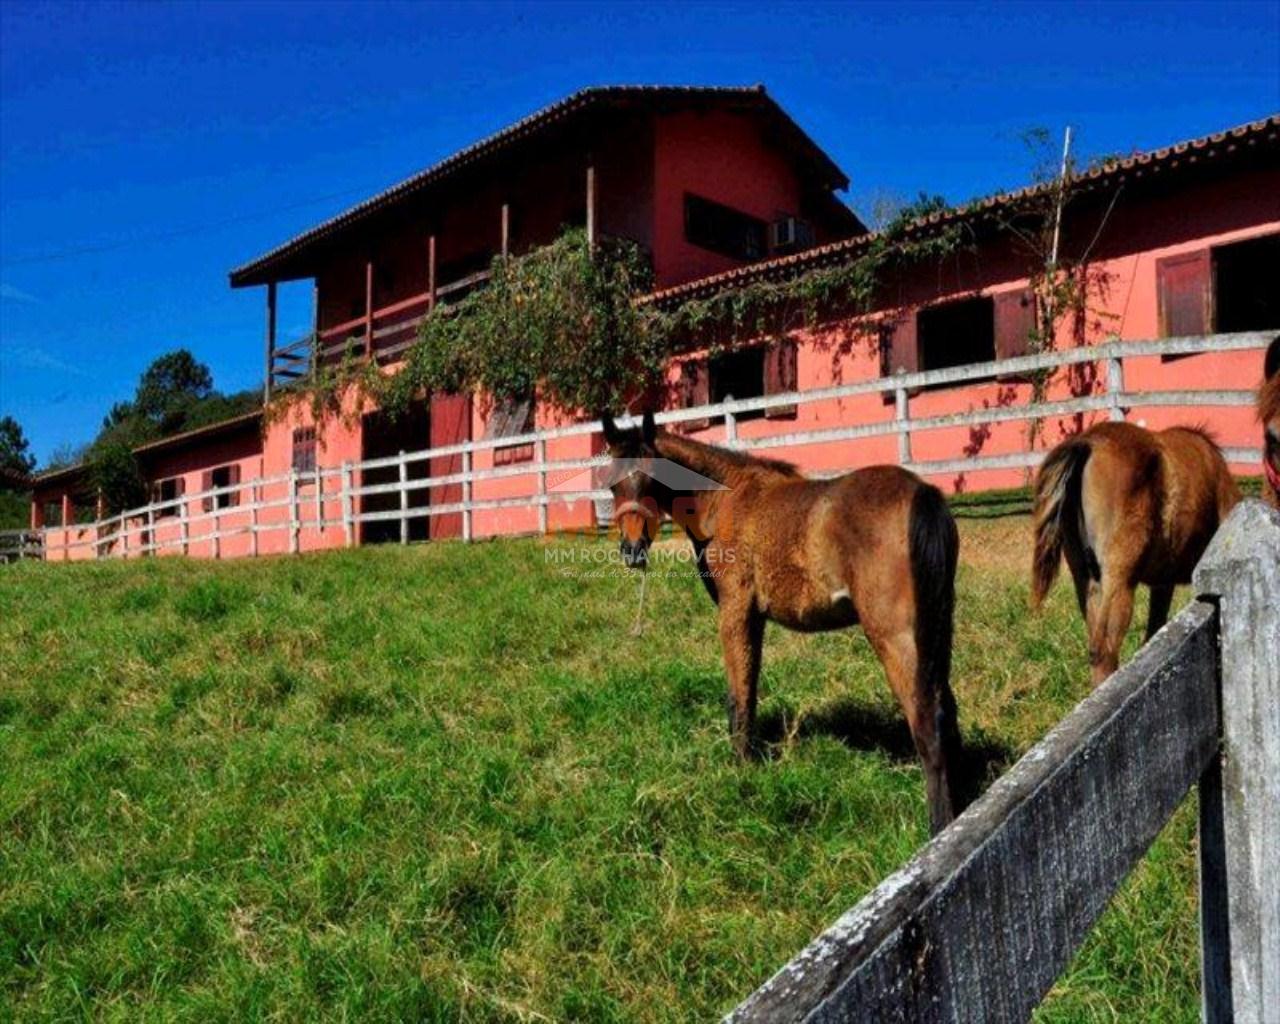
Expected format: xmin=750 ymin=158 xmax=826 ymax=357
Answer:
xmin=152 ymin=476 xmax=185 ymax=518
xmin=684 ymin=194 xmax=767 ymax=261
xmin=1156 ymin=250 xmax=1211 ymax=338
xmin=202 ymin=465 xmax=240 ymax=512
xmin=994 ymin=290 xmax=1037 ymax=381
xmin=487 ymin=395 xmax=535 ymax=466
xmin=880 ymin=314 xmax=920 ymax=403
xmin=764 ymin=339 xmax=799 ymax=419
xmin=292 ymin=428 xmax=317 ymax=473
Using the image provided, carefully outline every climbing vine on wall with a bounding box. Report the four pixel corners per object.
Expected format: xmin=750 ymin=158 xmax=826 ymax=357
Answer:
xmin=282 ymin=198 xmax=973 ymax=427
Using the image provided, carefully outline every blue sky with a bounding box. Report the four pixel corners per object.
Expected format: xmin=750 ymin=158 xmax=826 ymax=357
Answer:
xmin=2 ymin=0 xmax=1277 ymax=465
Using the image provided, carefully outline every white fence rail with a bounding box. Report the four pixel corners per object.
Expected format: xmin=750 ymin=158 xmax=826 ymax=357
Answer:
xmin=23 ymin=331 xmax=1273 ymax=562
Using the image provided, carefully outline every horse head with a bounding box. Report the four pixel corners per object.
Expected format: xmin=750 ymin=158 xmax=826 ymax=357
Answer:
xmin=600 ymin=409 xmax=660 ymax=570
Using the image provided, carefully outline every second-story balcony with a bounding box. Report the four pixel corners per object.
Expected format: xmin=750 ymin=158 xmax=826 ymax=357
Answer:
xmin=267 ymin=265 xmax=493 ymax=394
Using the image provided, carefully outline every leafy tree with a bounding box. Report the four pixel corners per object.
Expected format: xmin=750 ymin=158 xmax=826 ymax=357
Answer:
xmin=132 ymin=349 xmax=214 ymax=434
xmin=0 ymin=415 xmax=36 ymax=478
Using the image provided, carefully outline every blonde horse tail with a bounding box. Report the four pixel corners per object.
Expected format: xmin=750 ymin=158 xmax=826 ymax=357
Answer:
xmin=1032 ymin=438 xmax=1091 ymax=610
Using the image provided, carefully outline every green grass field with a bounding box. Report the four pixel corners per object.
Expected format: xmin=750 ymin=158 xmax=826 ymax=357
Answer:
xmin=1 ymin=516 xmax=1200 ymax=1022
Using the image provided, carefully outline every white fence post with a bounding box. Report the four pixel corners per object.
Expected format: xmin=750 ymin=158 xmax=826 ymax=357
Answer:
xmin=399 ymin=450 xmax=409 ymax=545
xmin=249 ymin=480 xmax=258 ymax=558
xmin=180 ymin=494 xmax=190 ymax=556
xmin=213 ymin=497 xmax=221 ymax=560
xmin=342 ymin=462 xmax=354 ymax=548
xmin=146 ymin=506 xmax=155 ymax=557
xmin=314 ymin=464 xmax=322 ymax=534
xmin=1194 ymin=500 xmax=1280 ymax=1024
xmin=895 ymin=376 xmax=911 ymax=466
xmin=1106 ymin=356 xmax=1125 ymax=422
xmin=289 ymin=469 xmax=299 ymax=554
xmin=536 ymin=438 xmax=548 ymax=535
xmin=120 ymin=513 xmax=128 ymax=559
xmin=725 ymin=395 xmax=737 ymax=448
xmin=462 ymin=448 xmax=472 ymax=543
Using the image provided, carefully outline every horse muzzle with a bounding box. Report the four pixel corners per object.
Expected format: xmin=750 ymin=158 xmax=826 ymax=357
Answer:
xmin=620 ymin=537 xmax=649 ymax=570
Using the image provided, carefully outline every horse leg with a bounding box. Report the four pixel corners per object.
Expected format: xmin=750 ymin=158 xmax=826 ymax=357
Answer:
xmin=867 ymin=625 xmax=960 ymax=834
xmin=719 ymin=602 xmax=764 ymax=760
xmin=1145 ymin=583 xmax=1174 ymax=641
xmin=1087 ymin=573 xmax=1136 ymax=686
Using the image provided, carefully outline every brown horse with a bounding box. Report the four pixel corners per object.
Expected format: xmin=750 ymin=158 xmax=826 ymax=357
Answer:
xmin=601 ymin=411 xmax=965 ymax=834
xmin=1032 ymin=421 xmax=1239 ymax=685
xmin=1260 ymin=337 xmax=1280 ymax=508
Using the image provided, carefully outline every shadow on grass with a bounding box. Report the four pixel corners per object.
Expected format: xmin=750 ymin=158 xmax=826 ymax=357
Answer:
xmin=757 ymin=696 xmax=1015 ymax=806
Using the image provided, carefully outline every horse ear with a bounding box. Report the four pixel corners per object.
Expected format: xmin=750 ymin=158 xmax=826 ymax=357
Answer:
xmin=641 ymin=409 xmax=657 ymax=445
xmin=600 ymin=412 xmax=621 ymax=447
xmin=1265 ymin=336 xmax=1280 ymax=381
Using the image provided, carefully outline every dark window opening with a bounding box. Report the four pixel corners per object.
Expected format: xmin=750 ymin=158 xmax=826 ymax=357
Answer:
xmin=203 ymin=465 xmax=240 ymax=511
xmin=43 ymin=501 xmax=63 ymax=527
xmin=153 ymin=477 xmax=183 ymax=518
xmin=293 ymin=427 xmax=317 ymax=474
xmin=685 ymin=194 xmax=767 ymax=261
xmin=917 ymin=297 xmax=996 ymax=379
xmin=1214 ymin=234 xmax=1280 ymax=333
xmin=709 ymin=347 xmax=766 ymax=422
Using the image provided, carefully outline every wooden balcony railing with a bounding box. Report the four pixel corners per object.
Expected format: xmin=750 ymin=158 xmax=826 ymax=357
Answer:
xmin=269 ymin=269 xmax=493 ymax=392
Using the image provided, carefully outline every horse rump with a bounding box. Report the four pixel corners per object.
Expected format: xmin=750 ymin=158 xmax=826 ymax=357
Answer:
xmin=1031 ymin=438 xmax=1091 ymax=609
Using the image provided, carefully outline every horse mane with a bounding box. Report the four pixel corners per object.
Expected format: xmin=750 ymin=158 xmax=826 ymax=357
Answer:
xmin=1259 ymin=372 xmax=1280 ymax=425
xmin=654 ymin=430 xmax=799 ymax=486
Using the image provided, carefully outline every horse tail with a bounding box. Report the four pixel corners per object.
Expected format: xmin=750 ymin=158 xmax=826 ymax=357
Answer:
xmin=909 ymin=482 xmax=963 ymax=810
xmin=1032 ymin=437 xmax=1092 ymax=610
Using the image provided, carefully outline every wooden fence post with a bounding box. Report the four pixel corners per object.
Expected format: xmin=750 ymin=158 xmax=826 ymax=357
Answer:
xmin=536 ymin=438 xmax=548 ymax=535
xmin=1106 ymin=356 xmax=1125 ymax=422
xmin=342 ymin=462 xmax=354 ymax=548
xmin=314 ymin=464 xmax=323 ymax=534
xmin=895 ymin=376 xmax=911 ymax=466
xmin=462 ymin=448 xmax=472 ymax=543
xmin=1194 ymin=499 xmax=1280 ymax=1024
xmin=725 ymin=397 xmax=737 ymax=449
xmin=181 ymin=493 xmax=190 ymax=557
xmin=289 ymin=469 xmax=299 ymax=554
xmin=399 ymin=451 xmax=409 ymax=545
xmin=146 ymin=506 xmax=155 ymax=557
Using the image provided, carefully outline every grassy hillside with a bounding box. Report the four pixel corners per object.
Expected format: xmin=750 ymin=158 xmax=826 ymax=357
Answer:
xmin=1 ymin=519 xmax=1199 ymax=1022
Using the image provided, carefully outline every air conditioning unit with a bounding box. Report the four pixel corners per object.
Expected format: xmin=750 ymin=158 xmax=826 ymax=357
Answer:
xmin=770 ymin=216 xmax=814 ymax=253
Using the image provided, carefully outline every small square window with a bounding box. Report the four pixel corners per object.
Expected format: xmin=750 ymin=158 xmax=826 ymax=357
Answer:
xmin=293 ymin=427 xmax=317 ymax=474
xmin=917 ymin=297 xmax=996 ymax=379
xmin=685 ymin=194 xmax=767 ymax=261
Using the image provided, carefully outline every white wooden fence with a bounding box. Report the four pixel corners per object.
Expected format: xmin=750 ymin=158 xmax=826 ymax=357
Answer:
xmin=729 ymin=499 xmax=1280 ymax=1023
xmin=21 ymin=330 xmax=1273 ymax=562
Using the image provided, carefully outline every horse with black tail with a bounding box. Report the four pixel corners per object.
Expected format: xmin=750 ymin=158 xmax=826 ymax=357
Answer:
xmin=1032 ymin=421 xmax=1239 ymax=686
xmin=601 ymin=411 xmax=965 ymax=835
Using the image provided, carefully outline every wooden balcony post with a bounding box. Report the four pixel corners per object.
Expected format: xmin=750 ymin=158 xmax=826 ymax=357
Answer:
xmin=264 ymin=281 xmax=277 ymax=404
xmin=501 ymin=202 xmax=510 ymax=258
xmin=311 ymin=281 xmax=320 ymax=382
xmin=585 ymin=163 xmax=596 ymax=246
xmin=427 ymin=234 xmax=437 ymax=311
xmin=364 ymin=259 xmax=374 ymax=359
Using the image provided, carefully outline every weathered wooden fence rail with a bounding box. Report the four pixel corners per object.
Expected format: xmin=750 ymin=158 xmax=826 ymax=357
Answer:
xmin=728 ymin=500 xmax=1280 ymax=1024
xmin=0 ymin=530 xmax=43 ymax=563
xmin=20 ymin=331 xmax=1272 ymax=562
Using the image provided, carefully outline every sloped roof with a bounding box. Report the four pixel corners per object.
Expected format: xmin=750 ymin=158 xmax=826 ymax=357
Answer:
xmin=644 ymin=112 xmax=1280 ymax=307
xmin=32 ymin=409 xmax=262 ymax=489
xmin=229 ymin=84 xmax=851 ymax=287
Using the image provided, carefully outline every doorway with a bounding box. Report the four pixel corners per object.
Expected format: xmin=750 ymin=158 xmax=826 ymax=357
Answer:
xmin=360 ymin=400 xmax=430 ymax=544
